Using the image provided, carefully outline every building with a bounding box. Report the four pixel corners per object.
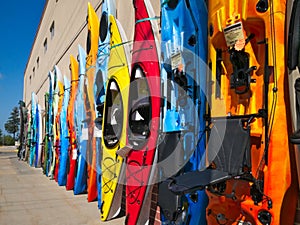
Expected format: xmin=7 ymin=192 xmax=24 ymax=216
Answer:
xmin=23 ymin=0 xmax=160 ymax=223
xmin=23 ymin=0 xmax=160 ymax=111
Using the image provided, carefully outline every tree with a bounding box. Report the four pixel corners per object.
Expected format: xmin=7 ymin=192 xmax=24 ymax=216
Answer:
xmin=5 ymin=107 xmax=20 ymax=141
xmin=3 ymin=135 xmax=15 ymax=145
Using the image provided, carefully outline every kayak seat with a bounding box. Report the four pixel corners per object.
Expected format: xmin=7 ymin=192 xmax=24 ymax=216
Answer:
xmin=96 ymin=102 xmax=104 ymax=118
xmin=103 ymin=124 xmax=119 ymax=146
xmin=167 ymin=117 xmax=251 ymax=194
xmin=288 ymin=0 xmax=300 ymax=71
xmin=128 ymin=98 xmax=151 ymax=147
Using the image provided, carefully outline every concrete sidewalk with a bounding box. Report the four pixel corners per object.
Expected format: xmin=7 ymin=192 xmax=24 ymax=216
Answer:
xmin=0 ymin=146 xmax=125 ymax=225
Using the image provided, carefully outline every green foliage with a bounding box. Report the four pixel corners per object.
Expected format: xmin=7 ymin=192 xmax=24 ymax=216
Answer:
xmin=5 ymin=106 xmax=20 ymax=140
xmin=0 ymin=134 xmax=15 ymax=146
xmin=3 ymin=135 xmax=15 ymax=145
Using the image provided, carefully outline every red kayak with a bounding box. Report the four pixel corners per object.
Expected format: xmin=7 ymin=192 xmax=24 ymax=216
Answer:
xmin=66 ymin=55 xmax=79 ymax=190
xmin=125 ymin=0 xmax=160 ymax=224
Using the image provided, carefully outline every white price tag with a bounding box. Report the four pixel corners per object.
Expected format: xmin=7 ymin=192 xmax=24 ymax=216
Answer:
xmin=94 ymin=126 xmax=102 ymax=138
xmin=81 ymin=128 xmax=88 ymax=140
xmin=171 ymin=52 xmax=182 ymax=70
xmin=223 ymin=22 xmax=244 ymax=47
xmin=72 ymin=149 xmax=77 ymax=160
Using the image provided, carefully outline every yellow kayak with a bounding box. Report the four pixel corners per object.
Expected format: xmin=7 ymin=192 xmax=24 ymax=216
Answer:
xmin=53 ymin=65 xmax=64 ymax=182
xmin=100 ymin=14 xmax=130 ymax=221
xmin=85 ymin=2 xmax=99 ymax=202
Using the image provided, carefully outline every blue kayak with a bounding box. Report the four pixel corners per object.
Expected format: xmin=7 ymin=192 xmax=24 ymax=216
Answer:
xmin=158 ymin=0 xmax=208 ymax=224
xmin=74 ymin=44 xmax=88 ymax=195
xmin=29 ymin=92 xmax=37 ymax=167
xmin=35 ymin=104 xmax=42 ymax=168
xmin=58 ymin=76 xmax=71 ymax=186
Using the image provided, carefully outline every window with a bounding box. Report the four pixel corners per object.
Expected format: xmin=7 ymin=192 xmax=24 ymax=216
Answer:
xmin=50 ymin=21 xmax=55 ymax=39
xmin=33 ymin=67 xmax=35 ymax=77
xmin=44 ymin=38 xmax=47 ymax=53
xmin=37 ymin=57 xmax=39 ymax=68
xmin=29 ymin=75 xmax=32 ymax=84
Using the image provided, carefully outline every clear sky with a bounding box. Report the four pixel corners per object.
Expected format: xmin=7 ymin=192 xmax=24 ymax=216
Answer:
xmin=0 ymin=0 xmax=46 ymax=134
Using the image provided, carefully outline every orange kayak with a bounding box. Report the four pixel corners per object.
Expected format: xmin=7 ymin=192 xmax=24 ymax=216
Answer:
xmin=168 ymin=1 xmax=298 ymax=224
xmin=85 ymin=2 xmax=99 ymax=202
xmin=206 ymin=1 xmax=298 ymax=224
xmin=66 ymin=55 xmax=79 ymax=190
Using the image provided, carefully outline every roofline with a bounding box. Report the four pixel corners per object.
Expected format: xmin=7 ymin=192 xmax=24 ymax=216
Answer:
xmin=23 ymin=0 xmax=49 ymax=76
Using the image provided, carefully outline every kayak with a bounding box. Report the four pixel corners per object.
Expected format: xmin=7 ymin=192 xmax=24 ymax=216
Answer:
xmin=74 ymin=45 xmax=88 ymax=195
xmin=35 ymin=104 xmax=43 ymax=168
xmin=66 ymin=55 xmax=79 ymax=190
xmin=48 ymin=68 xmax=59 ymax=179
xmin=43 ymin=93 xmax=49 ymax=173
xmin=25 ymin=111 xmax=31 ymax=162
xmin=53 ymin=65 xmax=64 ymax=182
xmin=57 ymin=75 xmax=70 ymax=186
xmin=168 ymin=1 xmax=299 ymax=224
xmin=29 ymin=92 xmax=38 ymax=167
xmin=158 ymin=0 xmax=208 ymax=224
xmin=124 ymin=0 xmax=160 ymax=224
xmin=49 ymin=70 xmax=58 ymax=179
xmin=44 ymin=71 xmax=55 ymax=176
xmin=18 ymin=100 xmax=27 ymax=160
xmin=287 ymin=0 xmax=300 ymax=190
xmin=100 ymin=14 xmax=130 ymax=221
xmin=95 ymin=0 xmax=116 ymax=211
xmin=85 ymin=2 xmax=99 ymax=202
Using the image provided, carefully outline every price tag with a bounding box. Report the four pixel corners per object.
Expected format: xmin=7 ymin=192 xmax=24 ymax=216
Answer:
xmin=94 ymin=125 xmax=102 ymax=138
xmin=223 ymin=22 xmax=244 ymax=47
xmin=171 ymin=52 xmax=182 ymax=70
xmin=72 ymin=149 xmax=77 ymax=160
xmin=81 ymin=128 xmax=88 ymax=140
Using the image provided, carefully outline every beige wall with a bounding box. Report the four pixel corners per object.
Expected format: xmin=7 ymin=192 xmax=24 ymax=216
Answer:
xmin=23 ymin=0 xmax=160 ymax=110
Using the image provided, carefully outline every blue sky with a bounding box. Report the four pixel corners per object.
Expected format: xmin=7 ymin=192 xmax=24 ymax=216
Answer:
xmin=0 ymin=0 xmax=45 ymax=134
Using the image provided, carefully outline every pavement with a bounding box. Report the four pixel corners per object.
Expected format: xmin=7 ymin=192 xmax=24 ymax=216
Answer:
xmin=0 ymin=146 xmax=125 ymax=225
